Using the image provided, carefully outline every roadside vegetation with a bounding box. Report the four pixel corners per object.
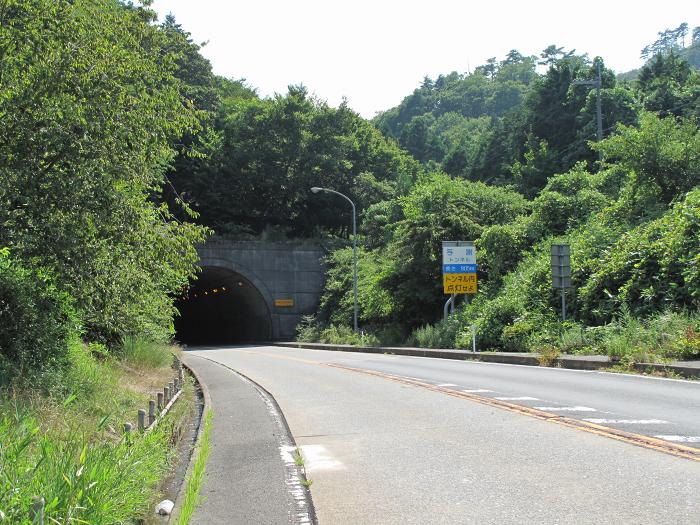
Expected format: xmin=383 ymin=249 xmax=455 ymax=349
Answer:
xmin=174 ymin=410 xmax=213 ymax=525
xmin=1 ymin=1 xmax=206 ymax=522
xmin=0 ymin=340 xmax=194 ymax=523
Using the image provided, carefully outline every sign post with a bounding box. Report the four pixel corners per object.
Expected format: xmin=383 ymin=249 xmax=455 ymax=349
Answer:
xmin=551 ymin=244 xmax=571 ymax=321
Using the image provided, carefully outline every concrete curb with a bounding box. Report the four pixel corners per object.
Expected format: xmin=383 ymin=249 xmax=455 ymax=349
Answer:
xmin=633 ymin=362 xmax=700 ymax=378
xmin=274 ymin=342 xmax=700 ymax=378
xmin=168 ymin=358 xmax=213 ymax=524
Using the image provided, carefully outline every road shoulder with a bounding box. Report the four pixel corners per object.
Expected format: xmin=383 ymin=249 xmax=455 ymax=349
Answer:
xmin=182 ymin=353 xmax=315 ymax=525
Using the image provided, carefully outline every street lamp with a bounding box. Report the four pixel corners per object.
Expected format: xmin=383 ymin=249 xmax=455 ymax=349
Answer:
xmin=311 ymin=186 xmax=358 ymax=332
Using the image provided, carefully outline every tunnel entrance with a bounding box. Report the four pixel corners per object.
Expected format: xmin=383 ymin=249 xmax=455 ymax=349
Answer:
xmin=175 ymin=266 xmax=272 ymax=345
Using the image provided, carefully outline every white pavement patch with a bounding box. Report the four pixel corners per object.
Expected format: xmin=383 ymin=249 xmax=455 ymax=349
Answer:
xmin=584 ymin=419 xmax=670 ymax=425
xmin=495 ymin=396 xmax=539 ymax=401
xmin=296 ymin=444 xmax=345 ymax=472
xmin=461 ymin=389 xmax=493 ymax=393
xmin=655 ymin=435 xmax=700 ymax=443
xmin=534 ymin=406 xmax=597 ymax=412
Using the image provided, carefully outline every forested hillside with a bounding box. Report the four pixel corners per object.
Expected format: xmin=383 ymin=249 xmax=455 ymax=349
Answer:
xmin=301 ymin=24 xmax=700 ymax=359
xmin=147 ymin=16 xmax=699 ymax=361
xmin=2 ymin=5 xmax=699 ymax=375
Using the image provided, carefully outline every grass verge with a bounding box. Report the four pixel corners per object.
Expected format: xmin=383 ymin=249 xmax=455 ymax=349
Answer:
xmin=0 ymin=339 xmax=193 ymax=523
xmin=174 ymin=409 xmax=213 ymax=525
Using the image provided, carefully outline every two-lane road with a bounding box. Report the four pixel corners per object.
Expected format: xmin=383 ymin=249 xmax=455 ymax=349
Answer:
xmin=187 ymin=345 xmax=700 ymax=524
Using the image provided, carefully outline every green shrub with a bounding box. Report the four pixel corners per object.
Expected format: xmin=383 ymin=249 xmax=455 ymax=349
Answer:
xmin=408 ymin=315 xmax=460 ymax=348
xmin=557 ymin=323 xmax=596 ymax=354
xmin=501 ymin=321 xmax=535 ymax=352
xmin=295 ymin=315 xmax=322 ymax=343
xmin=318 ymin=325 xmax=380 ymax=347
xmin=478 ymin=219 xmax=530 ymax=282
xmin=594 ymin=309 xmax=699 ymax=362
xmin=0 ymin=249 xmax=76 ymax=378
xmin=373 ymin=323 xmax=407 ymax=347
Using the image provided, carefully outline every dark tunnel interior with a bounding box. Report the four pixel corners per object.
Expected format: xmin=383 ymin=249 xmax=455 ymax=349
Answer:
xmin=175 ymin=266 xmax=272 ymax=345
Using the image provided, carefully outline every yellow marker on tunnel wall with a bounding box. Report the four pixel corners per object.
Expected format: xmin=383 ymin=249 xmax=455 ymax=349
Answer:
xmin=275 ymin=299 xmax=294 ymax=307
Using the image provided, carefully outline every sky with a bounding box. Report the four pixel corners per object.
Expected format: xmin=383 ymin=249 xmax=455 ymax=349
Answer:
xmin=151 ymin=0 xmax=699 ymax=118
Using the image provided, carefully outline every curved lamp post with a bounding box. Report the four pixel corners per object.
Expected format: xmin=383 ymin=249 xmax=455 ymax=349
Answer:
xmin=311 ymin=186 xmax=358 ymax=332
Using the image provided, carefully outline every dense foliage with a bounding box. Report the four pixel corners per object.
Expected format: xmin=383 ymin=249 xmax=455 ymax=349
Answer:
xmin=0 ymin=0 xmax=207 ymax=364
xmin=164 ymin=83 xmax=420 ymax=238
xmin=308 ymin=25 xmax=700 ymax=361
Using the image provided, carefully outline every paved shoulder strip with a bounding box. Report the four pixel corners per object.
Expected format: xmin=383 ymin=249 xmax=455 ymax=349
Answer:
xmin=184 ymin=354 xmax=317 ymax=525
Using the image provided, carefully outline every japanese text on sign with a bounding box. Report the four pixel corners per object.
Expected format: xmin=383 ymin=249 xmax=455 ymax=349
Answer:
xmin=442 ymin=241 xmax=477 ymax=295
xmin=443 ymin=273 xmax=477 ymax=294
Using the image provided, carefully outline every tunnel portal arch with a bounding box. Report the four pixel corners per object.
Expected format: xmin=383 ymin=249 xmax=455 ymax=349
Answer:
xmin=175 ymin=240 xmax=326 ymax=345
xmin=175 ymin=264 xmax=273 ymax=344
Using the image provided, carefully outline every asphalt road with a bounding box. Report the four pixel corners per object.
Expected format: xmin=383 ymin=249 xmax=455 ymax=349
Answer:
xmin=187 ymin=345 xmax=700 ymax=524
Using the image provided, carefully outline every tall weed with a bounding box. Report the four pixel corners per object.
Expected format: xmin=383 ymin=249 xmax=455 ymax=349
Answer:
xmin=0 ymin=410 xmax=171 ymax=523
xmin=120 ymin=335 xmax=173 ymax=369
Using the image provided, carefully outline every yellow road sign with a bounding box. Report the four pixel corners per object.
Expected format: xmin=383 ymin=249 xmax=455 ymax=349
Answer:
xmin=443 ymin=273 xmax=477 ymax=294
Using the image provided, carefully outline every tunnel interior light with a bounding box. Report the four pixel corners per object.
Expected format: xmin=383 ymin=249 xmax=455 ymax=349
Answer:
xmin=178 ymin=283 xmax=234 ymax=301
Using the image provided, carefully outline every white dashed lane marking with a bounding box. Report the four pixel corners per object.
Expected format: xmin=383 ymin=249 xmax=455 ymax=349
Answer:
xmin=655 ymin=435 xmax=700 ymax=443
xmin=495 ymin=396 xmax=539 ymax=401
xmin=584 ymin=419 xmax=670 ymax=425
xmin=461 ymin=389 xmax=494 ymax=393
xmin=534 ymin=406 xmax=597 ymax=412
xmin=437 ymin=383 xmax=459 ymax=387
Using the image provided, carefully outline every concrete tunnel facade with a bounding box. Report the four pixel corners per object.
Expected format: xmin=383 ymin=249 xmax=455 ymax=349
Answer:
xmin=175 ymin=240 xmax=326 ymax=344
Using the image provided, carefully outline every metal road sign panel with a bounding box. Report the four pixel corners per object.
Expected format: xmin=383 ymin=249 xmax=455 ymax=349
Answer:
xmin=443 ymin=273 xmax=477 ymax=294
xmin=442 ymin=241 xmax=477 ymax=294
xmin=551 ymin=244 xmax=571 ymax=289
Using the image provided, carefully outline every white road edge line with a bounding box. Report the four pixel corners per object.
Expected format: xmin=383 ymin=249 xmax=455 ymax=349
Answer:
xmin=584 ymin=419 xmax=670 ymax=424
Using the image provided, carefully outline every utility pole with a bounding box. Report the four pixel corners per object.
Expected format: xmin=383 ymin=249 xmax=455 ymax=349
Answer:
xmin=595 ymin=61 xmax=603 ymax=169
xmin=573 ymin=60 xmax=603 ymax=171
